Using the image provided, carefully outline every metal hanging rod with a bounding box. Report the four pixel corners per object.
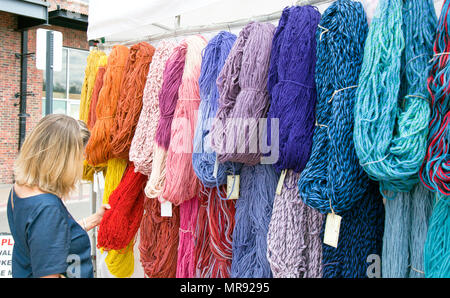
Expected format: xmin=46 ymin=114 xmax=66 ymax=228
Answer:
xmin=103 ymin=0 xmax=334 ymax=46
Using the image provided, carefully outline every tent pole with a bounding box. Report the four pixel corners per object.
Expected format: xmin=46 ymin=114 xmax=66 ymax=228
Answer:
xmin=101 ymin=0 xmax=333 ymax=46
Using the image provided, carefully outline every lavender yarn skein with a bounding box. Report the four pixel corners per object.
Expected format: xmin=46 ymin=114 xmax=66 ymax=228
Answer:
xmin=192 ymin=31 xmax=241 ymax=187
xmin=267 ymin=5 xmax=320 ymax=173
xmin=266 ymin=170 xmax=324 ymax=278
xmin=210 ymin=22 xmax=275 ymax=165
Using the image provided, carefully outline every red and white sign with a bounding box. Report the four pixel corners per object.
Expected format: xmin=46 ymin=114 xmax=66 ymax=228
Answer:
xmin=0 ymin=233 xmax=13 ymax=278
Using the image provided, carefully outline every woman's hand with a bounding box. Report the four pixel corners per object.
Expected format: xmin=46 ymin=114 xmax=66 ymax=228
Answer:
xmin=94 ymin=204 xmax=111 ymax=224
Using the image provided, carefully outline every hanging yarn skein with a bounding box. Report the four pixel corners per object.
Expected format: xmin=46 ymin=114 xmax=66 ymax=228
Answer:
xmin=378 ymin=0 xmax=437 ymax=278
xmin=353 ymin=0 xmax=431 ymax=194
xmin=192 ymin=31 xmax=241 ymax=188
xmin=145 ymin=42 xmax=187 ymax=199
xmin=298 ymin=0 xmax=370 ymax=214
xmin=267 ymin=170 xmax=324 ymax=278
xmin=85 ymin=45 xmax=130 ymax=166
xmin=266 ymin=5 xmax=319 ymax=174
xmin=130 ymin=41 xmax=175 ymax=176
xmin=420 ymin=0 xmax=450 ymax=196
xmin=139 ymin=198 xmax=180 ymax=278
xmin=419 ymin=0 xmax=450 ymax=278
xmin=162 ymin=35 xmax=207 ymax=206
xmin=194 ymin=186 xmax=236 ymax=278
xmin=210 ymin=22 xmax=276 ymax=165
xmin=97 ymin=163 xmax=147 ymax=251
xmin=296 ymin=0 xmax=385 ymax=278
xmin=79 ymin=50 xmax=107 ymax=181
xmin=176 ymin=195 xmax=200 ymax=278
xmin=79 ymin=49 xmax=107 ymax=125
xmin=207 ymin=185 xmax=236 ymax=278
xmin=321 ymin=181 xmax=385 ymax=278
xmin=110 ymin=42 xmax=155 ymax=160
xmin=100 ymin=158 xmax=132 ymax=278
xmin=194 ymin=189 xmax=214 ymax=277
xmin=88 ymin=55 xmax=108 ymax=130
xmin=231 ymin=164 xmax=278 ymax=278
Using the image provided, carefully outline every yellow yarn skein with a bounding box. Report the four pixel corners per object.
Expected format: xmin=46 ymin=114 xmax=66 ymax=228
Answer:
xmin=100 ymin=158 xmax=135 ymax=278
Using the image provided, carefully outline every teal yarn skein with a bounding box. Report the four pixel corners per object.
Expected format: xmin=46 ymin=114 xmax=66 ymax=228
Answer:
xmin=381 ymin=0 xmax=436 ymax=279
xmin=424 ymin=195 xmax=450 ymax=278
xmin=353 ymin=0 xmax=431 ymax=194
xmin=420 ymin=0 xmax=450 ymax=278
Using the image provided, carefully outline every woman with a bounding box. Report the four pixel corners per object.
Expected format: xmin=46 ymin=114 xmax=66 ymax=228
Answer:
xmin=7 ymin=114 xmax=109 ymax=278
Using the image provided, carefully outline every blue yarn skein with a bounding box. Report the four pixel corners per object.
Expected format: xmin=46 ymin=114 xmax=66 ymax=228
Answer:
xmin=192 ymin=31 xmax=241 ymax=188
xmin=353 ymin=0 xmax=431 ymax=194
xmin=298 ymin=0 xmax=370 ymax=214
xmin=321 ymin=180 xmax=385 ymax=278
xmin=266 ymin=5 xmax=320 ymax=174
xmin=231 ymin=164 xmax=278 ymax=278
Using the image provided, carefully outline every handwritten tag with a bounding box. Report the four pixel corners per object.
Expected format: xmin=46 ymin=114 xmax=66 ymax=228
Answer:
xmin=161 ymin=200 xmax=172 ymax=217
xmin=213 ymin=156 xmax=219 ymax=178
xmin=323 ymin=213 xmax=342 ymax=248
xmin=227 ymin=175 xmax=240 ymax=200
xmin=276 ymin=169 xmax=287 ymax=196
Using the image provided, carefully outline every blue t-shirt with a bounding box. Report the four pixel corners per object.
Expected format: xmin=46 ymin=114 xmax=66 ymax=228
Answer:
xmin=6 ymin=189 xmax=94 ymax=278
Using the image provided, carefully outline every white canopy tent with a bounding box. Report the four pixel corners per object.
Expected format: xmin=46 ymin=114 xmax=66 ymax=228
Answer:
xmin=88 ymin=0 xmax=403 ymax=46
xmin=86 ymin=0 xmax=445 ymax=278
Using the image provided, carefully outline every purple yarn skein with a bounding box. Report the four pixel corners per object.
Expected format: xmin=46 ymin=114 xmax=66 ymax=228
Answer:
xmin=267 ymin=5 xmax=320 ymax=173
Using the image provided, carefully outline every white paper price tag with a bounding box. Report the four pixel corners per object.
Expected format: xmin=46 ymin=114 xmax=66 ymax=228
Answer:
xmin=323 ymin=213 xmax=342 ymax=248
xmin=276 ymin=169 xmax=287 ymax=196
xmin=161 ymin=200 xmax=172 ymax=217
xmin=227 ymin=175 xmax=240 ymax=200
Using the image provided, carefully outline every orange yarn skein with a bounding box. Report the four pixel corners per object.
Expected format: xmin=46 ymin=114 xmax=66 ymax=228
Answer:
xmin=85 ymin=45 xmax=129 ymax=166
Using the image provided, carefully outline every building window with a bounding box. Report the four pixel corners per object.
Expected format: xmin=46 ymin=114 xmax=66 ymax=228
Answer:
xmin=43 ymin=47 xmax=89 ymax=119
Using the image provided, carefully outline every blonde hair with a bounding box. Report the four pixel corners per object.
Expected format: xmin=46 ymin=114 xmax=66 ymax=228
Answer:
xmin=14 ymin=114 xmax=90 ymax=199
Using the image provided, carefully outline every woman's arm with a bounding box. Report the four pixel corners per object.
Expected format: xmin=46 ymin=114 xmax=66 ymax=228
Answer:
xmin=78 ymin=204 xmax=110 ymax=231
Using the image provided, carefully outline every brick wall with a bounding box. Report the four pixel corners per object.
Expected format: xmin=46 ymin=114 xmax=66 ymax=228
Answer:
xmin=0 ymin=11 xmax=22 ymax=186
xmin=0 ymin=4 xmax=89 ymax=185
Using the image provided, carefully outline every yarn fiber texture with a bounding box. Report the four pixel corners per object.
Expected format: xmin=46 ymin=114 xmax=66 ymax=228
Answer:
xmin=207 ymin=185 xmax=236 ymax=277
xmin=379 ymin=0 xmax=437 ymax=278
xmin=231 ymin=164 xmax=278 ymax=278
xmin=192 ymin=31 xmax=241 ymax=188
xmin=130 ymin=41 xmax=175 ymax=176
xmin=382 ymin=183 xmax=434 ymax=277
xmin=176 ymin=195 xmax=200 ymax=278
xmin=420 ymin=0 xmax=450 ymax=196
xmin=97 ymin=163 xmax=147 ymax=251
xmin=266 ymin=5 xmax=320 ymax=174
xmin=321 ymin=181 xmax=384 ymax=278
xmin=79 ymin=49 xmax=107 ymax=124
xmin=110 ymin=42 xmax=155 ymax=160
xmin=420 ymin=0 xmax=450 ymax=278
xmin=85 ymin=45 xmax=130 ymax=166
xmin=210 ymin=22 xmax=275 ymax=165
xmin=298 ymin=0 xmax=370 ymax=214
xmin=100 ymin=158 xmax=132 ymax=278
xmin=424 ymin=195 xmax=450 ymax=277
xmin=139 ymin=198 xmax=180 ymax=278
xmin=87 ymin=55 xmax=108 ymax=130
xmin=145 ymin=42 xmax=187 ymax=199
xmin=194 ymin=186 xmax=236 ymax=278
xmin=162 ymin=35 xmax=207 ymax=206
xmin=353 ymin=0 xmax=431 ymax=194
xmin=267 ymin=170 xmax=324 ymax=278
